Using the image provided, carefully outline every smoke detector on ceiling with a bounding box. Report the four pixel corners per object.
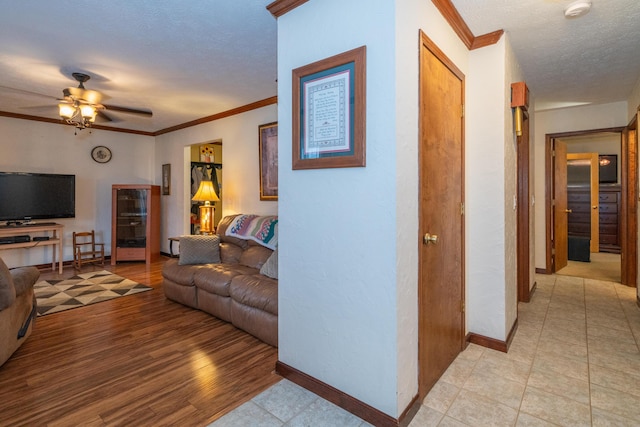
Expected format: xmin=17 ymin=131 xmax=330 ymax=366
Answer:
xmin=564 ymin=0 xmax=592 ymax=18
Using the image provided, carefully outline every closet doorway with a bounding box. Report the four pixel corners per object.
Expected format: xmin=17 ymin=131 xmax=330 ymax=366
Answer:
xmin=189 ymin=142 xmax=222 ymax=234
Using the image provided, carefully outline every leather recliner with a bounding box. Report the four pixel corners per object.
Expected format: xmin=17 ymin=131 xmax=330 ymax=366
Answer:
xmin=0 ymin=257 xmax=39 ymax=367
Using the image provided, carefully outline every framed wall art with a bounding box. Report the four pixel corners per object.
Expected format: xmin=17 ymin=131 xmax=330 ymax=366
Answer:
xmin=199 ymin=144 xmax=215 ymax=163
xmin=162 ymin=164 xmax=171 ymax=195
xmin=292 ymin=45 xmax=366 ymax=170
xmin=259 ymin=122 xmax=278 ymax=200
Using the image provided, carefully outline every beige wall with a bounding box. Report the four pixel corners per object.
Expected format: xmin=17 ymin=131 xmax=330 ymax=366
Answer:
xmin=155 ymin=104 xmax=277 ymax=254
xmin=0 ymin=116 xmax=155 ymax=267
xmin=1 ymin=104 xmax=277 ymax=263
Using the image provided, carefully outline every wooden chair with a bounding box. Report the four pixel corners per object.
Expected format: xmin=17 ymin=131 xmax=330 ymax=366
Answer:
xmin=73 ymin=230 xmax=105 ymax=270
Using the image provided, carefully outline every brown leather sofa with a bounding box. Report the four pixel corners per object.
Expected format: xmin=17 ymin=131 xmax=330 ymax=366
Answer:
xmin=0 ymin=257 xmax=40 ymax=366
xmin=162 ymin=215 xmax=278 ymax=346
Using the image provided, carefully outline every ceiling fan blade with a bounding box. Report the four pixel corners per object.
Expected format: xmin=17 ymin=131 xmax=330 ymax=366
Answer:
xmin=19 ymin=104 xmax=57 ymax=111
xmin=96 ymin=110 xmax=120 ymax=123
xmin=103 ymin=104 xmax=153 ymax=117
xmin=0 ymin=85 xmax=58 ymax=100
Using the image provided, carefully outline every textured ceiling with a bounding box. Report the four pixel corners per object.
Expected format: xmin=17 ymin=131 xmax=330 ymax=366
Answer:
xmin=0 ymin=0 xmax=277 ymax=132
xmin=452 ymin=0 xmax=640 ymax=111
xmin=0 ymin=1 xmax=638 ymax=133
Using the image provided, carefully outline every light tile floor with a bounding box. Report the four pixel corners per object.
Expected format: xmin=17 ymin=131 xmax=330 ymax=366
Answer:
xmin=211 ymin=274 xmax=640 ymax=426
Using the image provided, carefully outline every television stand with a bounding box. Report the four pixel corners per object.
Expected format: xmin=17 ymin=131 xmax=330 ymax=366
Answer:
xmin=0 ymin=223 xmax=63 ymax=273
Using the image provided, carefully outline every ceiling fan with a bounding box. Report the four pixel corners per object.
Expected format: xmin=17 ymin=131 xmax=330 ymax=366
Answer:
xmin=57 ymin=72 xmax=152 ymax=130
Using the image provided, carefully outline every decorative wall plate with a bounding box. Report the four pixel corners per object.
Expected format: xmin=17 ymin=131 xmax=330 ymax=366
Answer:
xmin=91 ymin=146 xmax=112 ymax=163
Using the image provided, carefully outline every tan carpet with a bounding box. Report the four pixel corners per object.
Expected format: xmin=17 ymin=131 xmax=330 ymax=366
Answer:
xmin=34 ymin=270 xmax=153 ymax=316
xmin=556 ymin=252 xmax=621 ymax=283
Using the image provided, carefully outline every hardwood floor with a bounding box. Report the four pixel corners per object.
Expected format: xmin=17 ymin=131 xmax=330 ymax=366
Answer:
xmin=0 ymin=257 xmax=280 ymax=427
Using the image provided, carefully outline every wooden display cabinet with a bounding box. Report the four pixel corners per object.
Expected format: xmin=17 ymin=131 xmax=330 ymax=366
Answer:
xmin=111 ymin=184 xmax=160 ymax=265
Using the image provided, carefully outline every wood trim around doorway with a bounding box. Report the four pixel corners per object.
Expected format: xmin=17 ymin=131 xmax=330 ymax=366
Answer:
xmin=544 ymin=127 xmax=630 ymax=275
xmin=517 ymin=111 xmax=531 ymax=302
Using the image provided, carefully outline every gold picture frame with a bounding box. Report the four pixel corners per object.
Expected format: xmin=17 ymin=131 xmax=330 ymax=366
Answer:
xmin=259 ymin=122 xmax=278 ymax=200
xmin=292 ymin=46 xmax=366 ymax=170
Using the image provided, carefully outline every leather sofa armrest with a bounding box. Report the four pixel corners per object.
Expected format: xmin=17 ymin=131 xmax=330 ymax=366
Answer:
xmin=10 ymin=267 xmax=40 ymax=297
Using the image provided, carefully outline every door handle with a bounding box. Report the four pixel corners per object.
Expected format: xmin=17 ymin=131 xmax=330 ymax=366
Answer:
xmin=565 ymin=209 xmax=572 ymax=213
xmin=423 ymin=233 xmax=438 ymax=245
xmin=592 ymin=206 xmax=598 ymax=209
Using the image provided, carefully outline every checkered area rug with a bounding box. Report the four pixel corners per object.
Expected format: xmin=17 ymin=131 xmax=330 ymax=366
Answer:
xmin=34 ymin=270 xmax=153 ymax=316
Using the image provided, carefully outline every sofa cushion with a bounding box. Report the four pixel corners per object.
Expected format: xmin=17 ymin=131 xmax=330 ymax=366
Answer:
xmin=230 ymin=274 xmax=278 ymax=315
xmin=219 ymin=242 xmax=243 ymax=264
xmin=216 ymin=215 xmax=249 ymax=249
xmin=260 ymin=247 xmax=278 ymax=279
xmin=162 ymin=258 xmax=207 ymax=286
xmin=194 ymin=264 xmax=258 ymax=296
xmin=178 ymin=235 xmax=220 ymax=265
xmin=239 ymin=245 xmax=273 ymax=270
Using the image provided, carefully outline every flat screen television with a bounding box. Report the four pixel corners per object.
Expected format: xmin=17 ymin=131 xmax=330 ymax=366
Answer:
xmin=0 ymin=172 xmax=75 ymax=222
xmin=599 ymin=154 xmax=617 ymax=184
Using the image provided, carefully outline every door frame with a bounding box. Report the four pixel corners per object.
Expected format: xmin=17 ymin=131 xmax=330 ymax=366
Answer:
xmin=544 ymin=127 xmax=636 ymax=285
xmin=517 ymin=110 xmax=532 ymax=302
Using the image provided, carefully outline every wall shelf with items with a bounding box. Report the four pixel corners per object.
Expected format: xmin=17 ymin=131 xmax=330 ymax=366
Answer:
xmin=111 ymin=184 xmax=160 ymax=265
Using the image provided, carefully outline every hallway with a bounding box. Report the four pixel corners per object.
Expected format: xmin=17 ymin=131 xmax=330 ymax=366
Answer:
xmin=212 ymin=274 xmax=640 ymax=426
xmin=556 ymin=252 xmax=622 ymax=283
xmin=412 ymin=274 xmax=640 ymax=426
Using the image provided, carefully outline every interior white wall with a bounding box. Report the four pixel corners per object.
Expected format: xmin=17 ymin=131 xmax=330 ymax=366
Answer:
xmin=154 ymin=105 xmax=277 ymax=254
xmin=532 ymin=101 xmax=628 ymax=270
xmin=0 ymin=117 xmax=154 ymax=268
xmin=503 ymin=36 xmax=524 ymax=336
xmin=466 ymin=40 xmax=509 ymax=340
xmin=277 ymin=0 xmax=400 ymax=416
xmin=277 ymin=0 xmax=510 ymax=416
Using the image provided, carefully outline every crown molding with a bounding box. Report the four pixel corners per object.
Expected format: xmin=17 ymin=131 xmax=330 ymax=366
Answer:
xmin=267 ymin=0 xmax=309 ymax=18
xmin=431 ymin=0 xmax=503 ymax=50
xmin=266 ymin=0 xmax=502 ymax=50
xmin=0 ymin=111 xmax=155 ymax=136
xmin=153 ymin=96 xmax=277 ymax=136
xmin=0 ymin=96 xmax=278 ymax=137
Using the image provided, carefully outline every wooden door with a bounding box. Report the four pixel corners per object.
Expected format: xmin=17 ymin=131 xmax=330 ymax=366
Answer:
xmin=554 ymin=140 xmax=569 ymax=271
xmin=566 ymin=152 xmax=599 ymax=252
xmin=621 ymin=114 xmax=638 ymax=287
xmin=418 ymin=32 xmax=465 ymax=397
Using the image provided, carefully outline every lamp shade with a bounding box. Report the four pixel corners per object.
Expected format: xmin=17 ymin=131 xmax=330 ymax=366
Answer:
xmin=80 ymin=104 xmax=96 ymax=120
xmin=59 ymin=103 xmax=76 ymax=119
xmin=192 ymin=180 xmax=220 ymax=203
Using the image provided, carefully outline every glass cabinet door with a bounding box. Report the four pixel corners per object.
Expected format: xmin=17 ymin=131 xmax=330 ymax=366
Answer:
xmin=115 ymin=189 xmax=147 ymax=248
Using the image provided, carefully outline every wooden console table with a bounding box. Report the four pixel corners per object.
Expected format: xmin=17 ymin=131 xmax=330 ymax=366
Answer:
xmin=0 ymin=223 xmax=64 ymax=273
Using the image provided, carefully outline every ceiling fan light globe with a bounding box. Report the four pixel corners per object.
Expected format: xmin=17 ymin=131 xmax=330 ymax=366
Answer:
xmin=80 ymin=104 xmax=96 ymax=119
xmin=58 ymin=103 xmax=76 ymax=119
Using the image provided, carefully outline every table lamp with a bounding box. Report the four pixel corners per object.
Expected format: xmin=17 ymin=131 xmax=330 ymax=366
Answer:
xmin=192 ymin=180 xmax=220 ymax=234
